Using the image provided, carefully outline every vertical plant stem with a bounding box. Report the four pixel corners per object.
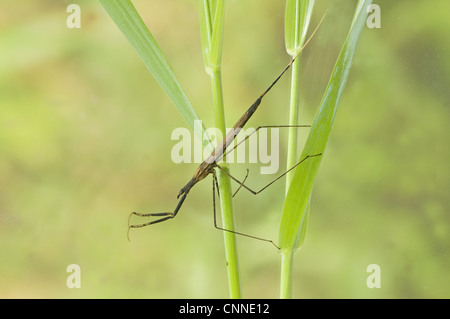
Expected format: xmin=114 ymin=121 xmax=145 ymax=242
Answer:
xmin=282 ymin=0 xmax=315 ymax=298
xmin=280 ymin=250 xmax=294 ymax=298
xmin=285 ymin=58 xmax=302 ymax=191
xmin=210 ymin=68 xmax=242 ymax=299
xmin=201 ymin=0 xmax=241 ymax=299
xmin=282 ymin=54 xmax=301 ymax=300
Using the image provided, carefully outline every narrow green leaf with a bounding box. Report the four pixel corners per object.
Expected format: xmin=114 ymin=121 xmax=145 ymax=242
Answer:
xmin=293 ymin=198 xmax=310 ymax=247
xmin=279 ymin=0 xmax=373 ymax=252
xmin=99 ymin=0 xmax=209 ymax=145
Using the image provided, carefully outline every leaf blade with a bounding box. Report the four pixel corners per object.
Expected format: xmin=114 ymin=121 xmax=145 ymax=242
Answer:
xmin=99 ymin=0 xmax=209 ymax=144
xmin=279 ymin=0 xmax=373 ymax=252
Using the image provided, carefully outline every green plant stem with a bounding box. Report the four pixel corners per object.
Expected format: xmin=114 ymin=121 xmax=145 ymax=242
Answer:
xmin=285 ymin=57 xmax=302 ymax=192
xmin=282 ymin=53 xmax=302 ymax=300
xmin=201 ymin=0 xmax=240 ymax=299
xmin=210 ymin=68 xmax=242 ymax=299
xmin=280 ymin=250 xmax=294 ymax=298
xmin=281 ymin=0 xmax=315 ymax=298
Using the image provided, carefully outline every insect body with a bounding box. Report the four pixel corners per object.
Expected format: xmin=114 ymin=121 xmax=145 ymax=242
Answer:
xmin=128 ymin=14 xmax=326 ymax=247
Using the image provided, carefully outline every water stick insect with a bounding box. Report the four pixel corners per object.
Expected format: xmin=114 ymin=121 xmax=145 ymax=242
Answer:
xmin=128 ymin=13 xmax=327 ymax=248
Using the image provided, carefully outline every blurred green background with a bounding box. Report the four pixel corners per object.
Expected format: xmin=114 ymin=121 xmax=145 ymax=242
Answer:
xmin=0 ymin=0 xmax=449 ymax=298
